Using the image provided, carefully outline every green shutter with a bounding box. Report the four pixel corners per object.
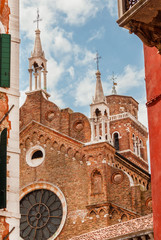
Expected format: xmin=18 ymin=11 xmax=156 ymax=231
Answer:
xmin=0 ymin=128 xmax=7 ymax=209
xmin=0 ymin=34 xmax=11 ymax=88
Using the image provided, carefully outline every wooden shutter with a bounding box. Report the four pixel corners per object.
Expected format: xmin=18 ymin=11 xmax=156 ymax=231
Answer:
xmin=0 ymin=34 xmax=11 ymax=88
xmin=0 ymin=128 xmax=7 ymax=209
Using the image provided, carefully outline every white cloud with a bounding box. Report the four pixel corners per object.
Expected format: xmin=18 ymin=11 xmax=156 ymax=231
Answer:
xmin=75 ymin=68 xmax=96 ymax=106
xmin=74 ymin=47 xmax=95 ymax=66
xmin=113 ymin=65 xmax=144 ymax=95
xmin=68 ymin=66 xmax=75 ymax=79
xmin=47 ymin=58 xmax=65 ymax=89
xmin=88 ymin=27 xmax=105 ymax=42
xmin=20 ymin=88 xmax=29 ymax=107
xmin=49 ymin=89 xmax=65 ymax=109
xmin=55 ymin=0 xmax=98 ymax=25
xmin=105 ymin=0 xmax=118 ymax=17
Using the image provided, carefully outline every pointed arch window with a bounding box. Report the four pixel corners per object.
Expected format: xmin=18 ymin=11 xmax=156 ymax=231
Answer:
xmin=140 ymin=139 xmax=144 ymax=158
xmin=136 ymin=137 xmax=139 ymax=155
xmin=114 ymin=132 xmax=119 ymax=150
xmin=132 ymin=134 xmax=136 ymax=153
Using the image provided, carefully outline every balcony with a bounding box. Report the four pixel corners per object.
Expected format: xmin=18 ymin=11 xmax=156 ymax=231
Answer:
xmin=117 ymin=0 xmax=161 ymax=53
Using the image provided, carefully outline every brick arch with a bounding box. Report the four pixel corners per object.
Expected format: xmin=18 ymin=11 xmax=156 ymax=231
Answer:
xmin=20 ymin=182 xmax=67 ymax=240
xmin=39 ymin=134 xmax=45 ymax=144
xmin=25 ymin=137 xmax=31 ymax=148
xmin=45 ymin=137 xmax=52 ymax=148
xmin=60 ymin=144 xmax=66 ymax=154
xmin=53 ymin=141 xmax=59 ymax=151
xmin=98 ymin=208 xmax=106 ymax=217
xmin=32 ymin=131 xmax=38 ymax=144
xmin=89 ymin=210 xmax=97 ymax=217
xmin=67 ymin=147 xmax=73 ymax=158
xmin=121 ymin=213 xmax=128 ymax=222
xmin=74 ymin=151 xmax=81 ymax=161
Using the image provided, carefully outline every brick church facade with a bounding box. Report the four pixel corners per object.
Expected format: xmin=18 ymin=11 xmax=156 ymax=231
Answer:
xmin=19 ymin=25 xmax=153 ymax=239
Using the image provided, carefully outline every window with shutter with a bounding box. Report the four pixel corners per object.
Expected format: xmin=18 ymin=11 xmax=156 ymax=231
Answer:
xmin=0 ymin=34 xmax=11 ymax=88
xmin=0 ymin=128 xmax=7 ymax=209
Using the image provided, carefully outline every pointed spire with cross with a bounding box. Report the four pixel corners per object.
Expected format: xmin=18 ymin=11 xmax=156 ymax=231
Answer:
xmin=111 ymin=72 xmax=117 ymax=95
xmin=94 ymin=51 xmax=101 ymax=71
xmin=33 ymin=8 xmax=42 ymax=30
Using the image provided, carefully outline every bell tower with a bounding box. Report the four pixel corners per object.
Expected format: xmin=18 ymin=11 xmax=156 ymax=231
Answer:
xmin=90 ymin=53 xmax=111 ymax=143
xmin=28 ymin=9 xmax=48 ymax=94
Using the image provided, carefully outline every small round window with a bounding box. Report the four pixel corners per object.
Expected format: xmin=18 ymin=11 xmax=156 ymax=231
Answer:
xmin=26 ymin=145 xmax=45 ymax=167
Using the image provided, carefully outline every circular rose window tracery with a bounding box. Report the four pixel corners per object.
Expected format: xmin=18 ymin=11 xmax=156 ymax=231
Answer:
xmin=20 ymin=189 xmax=63 ymax=240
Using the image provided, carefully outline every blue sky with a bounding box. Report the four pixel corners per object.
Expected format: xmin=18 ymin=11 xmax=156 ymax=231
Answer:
xmin=20 ymin=0 xmax=148 ymax=128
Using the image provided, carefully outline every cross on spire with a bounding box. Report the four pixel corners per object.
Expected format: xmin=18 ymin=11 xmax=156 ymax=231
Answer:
xmin=111 ymin=72 xmax=117 ymax=95
xmin=94 ymin=52 xmax=101 ymax=71
xmin=111 ymin=72 xmax=117 ymax=85
xmin=33 ymin=9 xmax=42 ymax=30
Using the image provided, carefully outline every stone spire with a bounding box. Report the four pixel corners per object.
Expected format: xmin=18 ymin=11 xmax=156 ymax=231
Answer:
xmin=31 ymin=29 xmax=44 ymax=58
xmin=93 ymin=52 xmax=105 ymax=103
xmin=94 ymin=70 xmax=105 ymax=103
xmin=32 ymin=9 xmax=44 ymax=58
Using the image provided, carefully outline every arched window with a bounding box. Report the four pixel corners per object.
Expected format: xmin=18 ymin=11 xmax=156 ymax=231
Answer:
xmin=95 ymin=108 xmax=101 ymax=117
xmin=114 ymin=132 xmax=119 ymax=150
xmin=132 ymin=134 xmax=136 ymax=153
xmin=140 ymin=140 xmax=144 ymax=159
xmin=136 ymin=137 xmax=139 ymax=155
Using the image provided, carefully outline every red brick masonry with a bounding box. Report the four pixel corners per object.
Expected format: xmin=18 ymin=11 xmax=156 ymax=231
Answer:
xmin=70 ymin=214 xmax=153 ymax=240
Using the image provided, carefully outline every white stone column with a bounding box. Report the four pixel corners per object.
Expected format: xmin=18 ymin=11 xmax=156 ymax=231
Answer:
xmin=38 ymin=68 xmax=41 ymax=89
xmin=107 ymin=119 xmax=110 ymax=141
xmin=96 ymin=123 xmax=99 ymax=141
xmin=43 ymin=70 xmax=47 ymax=90
xmin=102 ymin=119 xmax=105 ymax=141
xmin=28 ymin=69 xmax=33 ymax=91
xmin=90 ymin=121 xmax=94 ymax=142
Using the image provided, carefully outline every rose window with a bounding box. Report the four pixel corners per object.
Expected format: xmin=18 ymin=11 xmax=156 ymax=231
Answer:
xmin=20 ymin=189 xmax=63 ymax=239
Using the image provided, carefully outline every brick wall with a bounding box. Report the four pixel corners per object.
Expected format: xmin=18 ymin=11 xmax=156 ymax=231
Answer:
xmin=19 ymin=121 xmax=152 ymax=240
xmin=20 ymin=91 xmax=91 ymax=143
xmin=0 ymin=217 xmax=9 ymax=240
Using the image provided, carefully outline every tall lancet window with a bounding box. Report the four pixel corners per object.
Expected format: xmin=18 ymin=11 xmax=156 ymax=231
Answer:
xmin=114 ymin=132 xmax=119 ymax=150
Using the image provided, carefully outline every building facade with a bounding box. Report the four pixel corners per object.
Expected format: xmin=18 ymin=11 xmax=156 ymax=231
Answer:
xmin=19 ymin=26 xmax=152 ymax=240
xmin=0 ymin=0 xmax=20 ymax=239
xmin=117 ymin=0 xmax=161 ymax=238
